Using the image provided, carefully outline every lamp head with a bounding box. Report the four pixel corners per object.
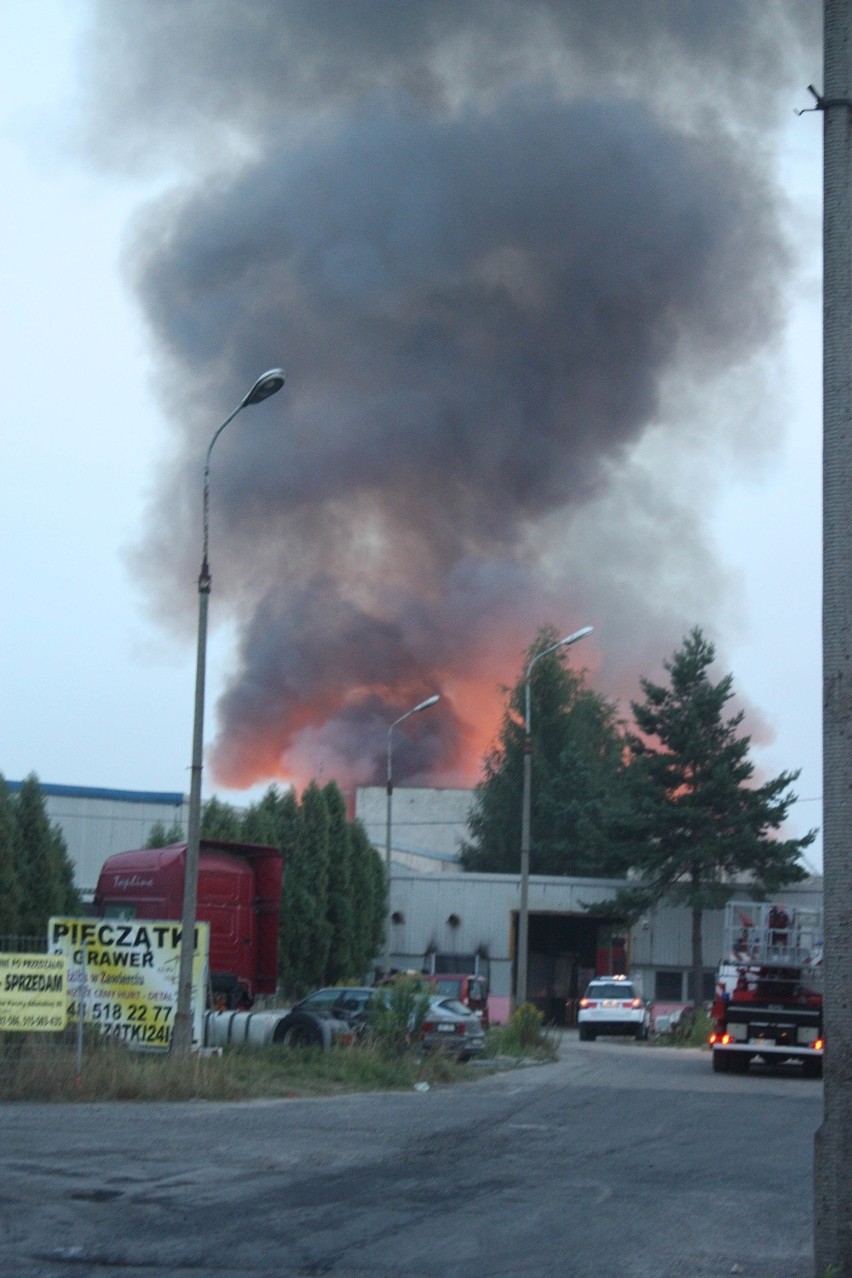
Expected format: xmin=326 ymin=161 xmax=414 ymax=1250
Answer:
xmin=242 ymin=368 xmax=286 ymax=407
xmin=559 ymin=625 xmax=594 ymax=647
xmin=412 ymin=694 xmax=441 ymax=714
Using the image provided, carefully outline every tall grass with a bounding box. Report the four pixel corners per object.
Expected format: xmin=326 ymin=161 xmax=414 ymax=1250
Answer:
xmin=0 ymin=1032 xmax=472 ymax=1102
xmin=0 ymin=996 xmax=561 ymax=1102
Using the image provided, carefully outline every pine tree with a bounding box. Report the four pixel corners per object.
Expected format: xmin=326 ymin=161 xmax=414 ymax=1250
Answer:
xmin=278 ymin=785 xmax=331 ymax=996
xmin=14 ymin=774 xmax=64 ymax=938
xmin=610 ymin=628 xmax=814 ymax=1005
xmin=322 ymin=783 xmax=355 ymax=983
xmin=461 ymin=626 xmax=625 ymax=876
xmin=240 ymin=787 xmax=287 ymax=847
xmin=200 ymin=796 xmax=243 ymax=840
xmin=0 ymin=774 xmax=22 ymax=936
xmin=52 ymin=826 xmax=81 ymax=914
xmin=145 ymin=820 xmax=186 ymax=847
xmin=348 ymin=818 xmax=387 ymax=981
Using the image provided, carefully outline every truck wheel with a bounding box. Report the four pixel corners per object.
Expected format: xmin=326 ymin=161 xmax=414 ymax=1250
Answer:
xmin=712 ymin=1049 xmax=731 ymax=1073
xmin=278 ymin=1013 xmax=325 ymax=1049
xmin=802 ymin=1056 xmax=823 ymax=1079
xmin=729 ymin=1053 xmax=750 ymax=1073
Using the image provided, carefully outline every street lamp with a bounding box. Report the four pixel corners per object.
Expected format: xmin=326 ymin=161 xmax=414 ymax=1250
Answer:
xmin=383 ymin=694 xmax=441 ymax=975
xmin=516 ymin=625 xmax=593 ymax=1009
xmin=171 ymin=368 xmax=286 ymax=1058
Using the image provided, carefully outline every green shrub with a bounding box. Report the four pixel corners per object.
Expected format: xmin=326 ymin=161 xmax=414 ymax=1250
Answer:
xmin=656 ymin=1006 xmax=713 ymax=1048
xmin=486 ymin=1002 xmax=559 ymax=1060
xmin=364 ymin=978 xmax=431 ymax=1056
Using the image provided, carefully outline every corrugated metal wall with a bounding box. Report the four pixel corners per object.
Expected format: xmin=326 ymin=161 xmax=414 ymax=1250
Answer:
xmin=16 ymin=785 xmax=188 ymax=900
xmin=385 ymin=871 xmax=824 ymax=1009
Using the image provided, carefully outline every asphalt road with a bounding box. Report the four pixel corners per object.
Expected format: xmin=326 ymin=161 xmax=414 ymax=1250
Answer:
xmin=0 ymin=1032 xmax=822 ymax=1278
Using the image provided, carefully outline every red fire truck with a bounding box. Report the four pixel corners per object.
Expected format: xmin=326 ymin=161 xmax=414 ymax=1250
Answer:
xmin=708 ymin=901 xmax=823 ymax=1077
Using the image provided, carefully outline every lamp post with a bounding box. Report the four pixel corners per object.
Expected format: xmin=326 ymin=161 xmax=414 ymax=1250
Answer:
xmin=383 ymin=694 xmax=440 ymax=975
xmin=171 ymin=368 xmax=286 ymax=1058
xmin=516 ymin=625 xmax=593 ymax=1009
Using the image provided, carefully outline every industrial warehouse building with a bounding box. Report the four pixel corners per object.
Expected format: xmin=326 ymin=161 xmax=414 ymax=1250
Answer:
xmin=20 ymin=780 xmax=823 ymax=1024
xmin=8 ymin=781 xmax=187 ymax=900
xmin=382 ymin=869 xmax=823 ymax=1025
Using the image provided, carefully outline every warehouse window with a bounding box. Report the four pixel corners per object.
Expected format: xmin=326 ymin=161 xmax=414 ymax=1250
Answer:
xmin=655 ymin=971 xmax=683 ymax=1001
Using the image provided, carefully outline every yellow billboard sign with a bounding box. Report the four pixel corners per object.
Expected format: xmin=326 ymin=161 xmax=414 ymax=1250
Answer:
xmin=48 ymin=918 xmax=209 ymax=1050
xmin=0 ymin=953 xmax=67 ymax=1032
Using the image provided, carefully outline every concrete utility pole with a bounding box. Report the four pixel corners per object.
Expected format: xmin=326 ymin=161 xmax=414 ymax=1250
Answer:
xmin=814 ymin=2 xmax=852 ymax=1272
xmin=383 ymin=695 xmax=440 ymax=975
xmin=516 ymin=626 xmax=592 ymax=1009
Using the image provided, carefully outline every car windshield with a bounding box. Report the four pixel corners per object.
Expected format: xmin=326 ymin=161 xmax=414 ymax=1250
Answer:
xmin=298 ymin=989 xmax=341 ymax=1010
xmin=588 ymin=983 xmax=636 ymax=1000
xmin=334 ymin=992 xmax=371 ymax=1013
xmin=433 ymin=978 xmax=462 ymax=998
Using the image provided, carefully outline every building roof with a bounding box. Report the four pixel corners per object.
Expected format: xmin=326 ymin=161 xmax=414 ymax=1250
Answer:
xmin=7 ymin=781 xmax=185 ymax=806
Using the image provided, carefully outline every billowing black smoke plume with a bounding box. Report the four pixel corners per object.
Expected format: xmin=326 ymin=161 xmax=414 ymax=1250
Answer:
xmin=81 ymin=1 xmax=821 ymax=789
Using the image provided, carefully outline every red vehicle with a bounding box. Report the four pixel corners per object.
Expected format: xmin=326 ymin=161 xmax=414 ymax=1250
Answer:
xmin=428 ymin=973 xmax=490 ymax=1028
xmin=708 ymin=901 xmax=823 ymax=1077
xmin=95 ymin=839 xmax=283 ymax=1009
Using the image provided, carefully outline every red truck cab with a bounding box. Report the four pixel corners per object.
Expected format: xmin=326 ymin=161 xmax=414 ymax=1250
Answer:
xmin=95 ymin=839 xmax=283 ymax=1009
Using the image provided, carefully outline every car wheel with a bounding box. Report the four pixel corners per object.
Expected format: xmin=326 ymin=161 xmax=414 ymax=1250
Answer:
xmin=579 ymin=1024 xmax=594 ymax=1042
xmin=635 ymin=1024 xmax=648 ymax=1042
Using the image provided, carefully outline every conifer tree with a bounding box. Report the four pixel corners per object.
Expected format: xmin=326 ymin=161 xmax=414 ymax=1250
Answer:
xmin=52 ymin=826 xmax=81 ymax=914
xmin=278 ymin=785 xmax=331 ymax=995
xmin=14 ymin=774 xmax=64 ymax=937
xmin=322 ymin=782 xmax=355 ymax=983
xmin=200 ymin=796 xmax=243 ymax=840
xmin=348 ymin=819 xmax=387 ymax=980
xmin=145 ymin=820 xmax=186 ymax=847
xmin=609 ymin=627 xmax=814 ymax=1004
xmin=461 ymin=626 xmax=625 ymax=876
xmin=0 ymin=774 xmax=22 ymax=936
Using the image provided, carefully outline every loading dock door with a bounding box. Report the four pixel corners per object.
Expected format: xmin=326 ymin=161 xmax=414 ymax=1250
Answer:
xmin=513 ymin=912 xmax=626 ymax=1024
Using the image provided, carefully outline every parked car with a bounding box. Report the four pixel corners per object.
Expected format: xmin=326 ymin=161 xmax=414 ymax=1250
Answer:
xmin=291 ymin=987 xmax=375 ymax=1020
xmin=428 ymin=973 xmax=490 ymax=1027
xmin=273 ymin=987 xmax=486 ymax=1060
xmin=576 ymin=976 xmax=650 ymax=1042
xmin=274 ymin=986 xmax=375 ymax=1047
xmin=419 ymin=995 xmax=486 ymax=1060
